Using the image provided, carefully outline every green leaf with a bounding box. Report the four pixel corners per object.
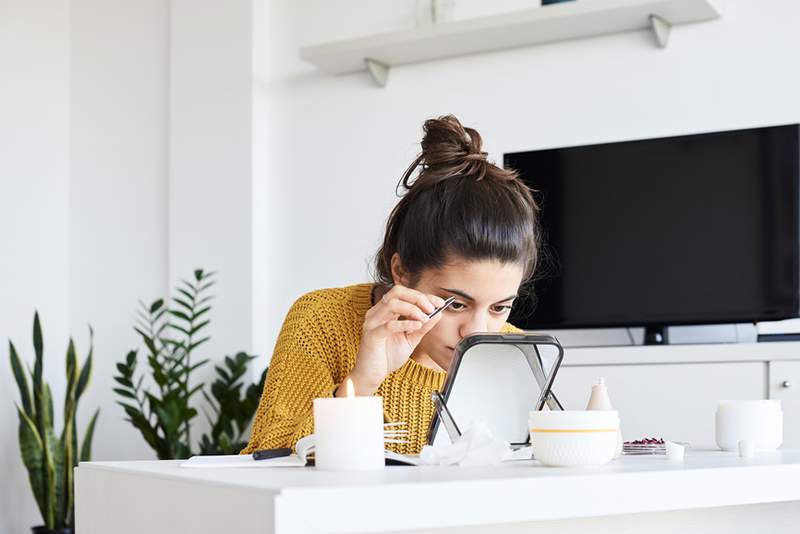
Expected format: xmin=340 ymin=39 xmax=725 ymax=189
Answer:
xmin=188 ymin=358 xmax=209 ymax=372
xmin=214 ymin=365 xmax=231 ymax=383
xmin=119 ymin=403 xmax=166 ymax=458
xmin=188 ymin=337 xmax=211 ymax=352
xmin=189 ymin=319 xmax=210 ymax=336
xmin=40 ymin=412 xmax=57 ymax=528
xmin=113 ymin=376 xmax=133 ymax=388
xmin=202 ymin=390 xmax=219 ymax=416
xmin=149 ymin=298 xmax=164 ymax=314
xmin=135 ymin=328 xmax=160 ymax=358
xmin=175 ymin=287 xmax=195 ymax=303
xmin=66 ymin=339 xmax=77 ymax=388
xmin=148 ymin=356 xmax=167 ymax=388
xmin=172 ymin=297 xmax=193 ymax=312
xmin=75 ymin=325 xmax=94 ymax=401
xmin=113 ymin=388 xmax=137 ymax=399
xmin=9 ymin=341 xmax=33 ymax=416
xmin=60 ymin=416 xmax=74 ymax=526
xmin=65 ymin=341 xmax=78 ymax=434
xmin=42 ymin=383 xmax=54 ymax=434
xmin=80 ymin=409 xmax=100 ymax=462
xmin=152 ymin=307 xmax=168 ymax=324
xmin=194 ymin=269 xmax=204 ymax=281
xmin=198 ymin=281 xmax=215 ymax=293
xmin=192 ymin=306 xmax=211 ymax=321
xmin=153 ymin=321 xmax=169 ymax=338
xmin=168 ymin=324 xmax=191 ymax=337
xmin=33 ymin=311 xmax=44 ymax=393
xmin=196 ymin=295 xmax=213 ymax=306
xmin=168 ymin=310 xmax=191 ymax=323
xmin=17 ymin=406 xmax=48 ymax=524
xmin=178 ymin=279 xmax=197 ymax=296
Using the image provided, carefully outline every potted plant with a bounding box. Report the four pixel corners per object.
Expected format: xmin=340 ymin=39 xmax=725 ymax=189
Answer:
xmin=9 ymin=313 xmax=99 ymax=534
xmin=113 ymin=269 xmax=266 ymax=458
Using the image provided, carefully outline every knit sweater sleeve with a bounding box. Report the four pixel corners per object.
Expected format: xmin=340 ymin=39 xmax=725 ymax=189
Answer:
xmin=241 ymin=294 xmax=339 ymax=454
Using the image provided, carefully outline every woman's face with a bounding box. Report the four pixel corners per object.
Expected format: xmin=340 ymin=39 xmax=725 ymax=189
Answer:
xmin=396 ymin=256 xmax=525 ymax=372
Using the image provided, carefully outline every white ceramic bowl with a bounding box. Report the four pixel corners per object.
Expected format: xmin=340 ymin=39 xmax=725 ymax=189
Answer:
xmin=715 ymin=400 xmax=783 ymax=451
xmin=529 ymin=410 xmax=619 ymax=467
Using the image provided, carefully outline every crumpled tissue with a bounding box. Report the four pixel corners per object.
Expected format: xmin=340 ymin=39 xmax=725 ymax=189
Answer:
xmin=419 ymin=420 xmax=519 ymax=466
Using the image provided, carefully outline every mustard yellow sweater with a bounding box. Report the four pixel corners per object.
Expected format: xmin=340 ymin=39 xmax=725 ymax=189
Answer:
xmin=242 ymin=283 xmax=519 ymax=456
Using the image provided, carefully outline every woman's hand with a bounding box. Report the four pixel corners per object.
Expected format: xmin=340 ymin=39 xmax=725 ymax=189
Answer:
xmin=341 ymin=285 xmax=445 ymax=396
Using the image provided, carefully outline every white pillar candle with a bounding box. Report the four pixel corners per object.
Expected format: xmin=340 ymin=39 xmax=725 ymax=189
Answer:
xmin=313 ymin=379 xmax=385 ymax=471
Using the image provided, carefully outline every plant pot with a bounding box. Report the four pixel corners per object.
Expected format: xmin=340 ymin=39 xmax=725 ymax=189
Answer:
xmin=32 ymin=526 xmax=74 ymax=534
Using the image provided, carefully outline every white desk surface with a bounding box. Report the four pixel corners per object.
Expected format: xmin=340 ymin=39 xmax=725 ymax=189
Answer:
xmin=77 ymin=448 xmax=800 ymax=533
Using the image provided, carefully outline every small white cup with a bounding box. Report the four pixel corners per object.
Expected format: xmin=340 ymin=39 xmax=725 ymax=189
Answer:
xmin=665 ymin=441 xmax=685 ymax=461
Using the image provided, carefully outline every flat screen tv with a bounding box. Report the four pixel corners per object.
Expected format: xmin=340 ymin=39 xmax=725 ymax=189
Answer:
xmin=504 ymin=124 xmax=800 ymax=343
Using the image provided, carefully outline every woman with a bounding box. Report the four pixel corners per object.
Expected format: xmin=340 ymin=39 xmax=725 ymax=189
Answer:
xmin=242 ymin=115 xmax=541 ymax=456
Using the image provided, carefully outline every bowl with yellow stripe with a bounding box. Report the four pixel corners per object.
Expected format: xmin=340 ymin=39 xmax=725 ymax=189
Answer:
xmin=529 ymin=410 xmax=620 ymax=467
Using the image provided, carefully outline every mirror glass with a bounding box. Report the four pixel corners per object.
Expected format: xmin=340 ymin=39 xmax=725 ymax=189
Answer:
xmin=430 ymin=338 xmax=562 ymax=447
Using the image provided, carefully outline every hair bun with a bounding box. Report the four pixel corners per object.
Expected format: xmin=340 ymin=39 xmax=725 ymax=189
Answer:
xmin=401 ymin=115 xmax=503 ymax=188
xmin=421 ymin=114 xmax=483 ymax=162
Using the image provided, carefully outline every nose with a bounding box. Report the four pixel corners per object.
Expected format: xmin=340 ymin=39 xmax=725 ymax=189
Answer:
xmin=458 ymin=311 xmax=490 ymax=339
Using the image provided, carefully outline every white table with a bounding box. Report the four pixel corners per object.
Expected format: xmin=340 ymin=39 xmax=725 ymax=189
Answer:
xmin=76 ymin=449 xmax=800 ymax=534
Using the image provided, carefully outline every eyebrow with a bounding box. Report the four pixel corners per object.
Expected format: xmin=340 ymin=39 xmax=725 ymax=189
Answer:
xmin=439 ymin=287 xmax=518 ymax=304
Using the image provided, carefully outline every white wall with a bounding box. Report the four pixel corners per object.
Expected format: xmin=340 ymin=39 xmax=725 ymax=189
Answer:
xmin=69 ymin=0 xmax=170 ymax=466
xmin=0 ymin=1 xmax=71 ymax=529
xmin=1 ymin=1 xmax=254 ymax=532
xmin=169 ymin=0 xmax=253 ymax=366
xmin=252 ymin=0 xmax=800 ymax=362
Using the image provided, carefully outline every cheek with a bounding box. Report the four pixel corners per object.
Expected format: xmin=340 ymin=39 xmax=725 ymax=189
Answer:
xmin=425 ymin=316 xmax=458 ymax=344
xmin=488 ymin=315 xmax=509 ymax=330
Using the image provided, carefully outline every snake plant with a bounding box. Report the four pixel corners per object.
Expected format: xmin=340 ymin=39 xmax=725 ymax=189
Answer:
xmin=9 ymin=312 xmax=99 ymax=531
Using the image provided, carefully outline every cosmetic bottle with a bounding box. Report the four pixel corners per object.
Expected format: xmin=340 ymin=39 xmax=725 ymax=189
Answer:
xmin=586 ymin=377 xmax=623 ymax=458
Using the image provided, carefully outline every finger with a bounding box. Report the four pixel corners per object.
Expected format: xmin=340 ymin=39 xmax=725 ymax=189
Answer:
xmin=428 ymin=294 xmax=446 ymax=308
xmin=380 ymin=320 xmax=424 ymax=335
xmin=375 ymin=297 xmax=430 ymax=323
xmin=383 ymin=285 xmax=436 ymax=314
xmin=406 ymin=311 xmax=442 ymax=345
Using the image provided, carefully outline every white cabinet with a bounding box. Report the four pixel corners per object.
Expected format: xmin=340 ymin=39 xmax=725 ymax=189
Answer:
xmin=769 ymin=361 xmax=800 ymax=448
xmin=552 ymin=362 xmax=767 ymax=447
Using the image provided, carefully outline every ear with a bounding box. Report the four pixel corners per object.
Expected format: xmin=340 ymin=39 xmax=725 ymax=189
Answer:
xmin=390 ymin=253 xmax=409 ymax=286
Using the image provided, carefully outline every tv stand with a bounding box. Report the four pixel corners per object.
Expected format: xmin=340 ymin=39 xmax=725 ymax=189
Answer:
xmin=644 ymin=325 xmax=669 ymax=345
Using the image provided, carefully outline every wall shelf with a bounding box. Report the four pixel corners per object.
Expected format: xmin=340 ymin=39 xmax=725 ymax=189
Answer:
xmin=300 ymin=0 xmax=722 ymax=87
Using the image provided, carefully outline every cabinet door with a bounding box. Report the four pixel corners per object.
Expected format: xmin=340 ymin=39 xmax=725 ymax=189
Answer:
xmin=552 ymin=362 xmax=766 ymax=448
xmin=768 ymin=360 xmax=800 ymax=448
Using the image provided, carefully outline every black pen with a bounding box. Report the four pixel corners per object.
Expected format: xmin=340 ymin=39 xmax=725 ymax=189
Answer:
xmin=252 ymin=447 xmax=292 ymax=461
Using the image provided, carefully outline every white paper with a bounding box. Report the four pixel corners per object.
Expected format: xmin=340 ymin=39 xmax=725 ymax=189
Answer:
xmin=180 ymin=454 xmax=305 ymax=468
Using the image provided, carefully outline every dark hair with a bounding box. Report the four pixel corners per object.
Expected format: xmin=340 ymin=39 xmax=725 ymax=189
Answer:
xmin=375 ymin=115 xmax=541 ymax=288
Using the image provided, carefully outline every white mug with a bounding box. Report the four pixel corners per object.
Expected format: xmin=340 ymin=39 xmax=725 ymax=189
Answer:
xmin=715 ymin=400 xmax=782 ymax=452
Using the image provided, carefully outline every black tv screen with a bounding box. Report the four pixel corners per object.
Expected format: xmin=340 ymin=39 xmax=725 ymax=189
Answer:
xmin=505 ymin=124 xmax=800 ymax=330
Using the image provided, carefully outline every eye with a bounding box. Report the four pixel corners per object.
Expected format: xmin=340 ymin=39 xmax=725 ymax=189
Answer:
xmin=448 ymin=301 xmax=467 ymax=312
xmin=491 ymin=304 xmax=513 ymax=314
